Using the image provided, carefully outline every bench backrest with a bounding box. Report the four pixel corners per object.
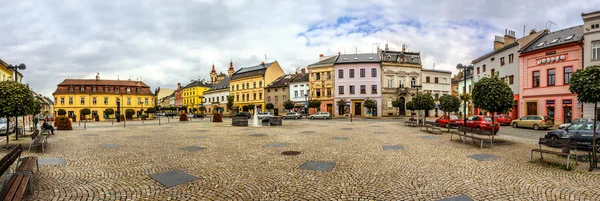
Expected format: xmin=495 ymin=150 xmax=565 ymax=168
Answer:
xmin=31 ymin=131 xmax=39 ymax=140
xmin=0 ymin=144 xmax=22 ymax=175
xmin=539 ymin=138 xmax=578 ymax=149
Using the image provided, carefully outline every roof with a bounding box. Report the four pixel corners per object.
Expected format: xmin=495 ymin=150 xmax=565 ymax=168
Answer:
xmin=422 ymin=68 xmax=452 ymax=74
xmin=265 ymin=74 xmax=292 ymax=88
xmin=231 ymin=62 xmax=274 ymax=80
xmin=472 ymin=42 xmax=519 ymax=64
xmin=335 ymin=53 xmax=381 ymax=64
xmin=380 ymin=50 xmax=421 ymax=65
xmin=208 ymin=77 xmax=231 ymax=90
xmin=520 ymin=25 xmax=584 ymax=54
xmin=290 ymin=73 xmax=309 ymax=83
xmin=43 ymin=96 xmax=54 ymax=104
xmin=472 ymin=30 xmax=547 ymax=64
xmin=57 ymin=79 xmax=150 ymax=87
xmin=183 ymin=80 xmax=212 ymax=89
xmin=582 ymin=10 xmax=600 ymax=17
xmin=307 ymin=56 xmax=338 ymax=68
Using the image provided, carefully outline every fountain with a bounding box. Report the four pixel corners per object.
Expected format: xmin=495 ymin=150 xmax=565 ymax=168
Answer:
xmin=253 ymin=105 xmax=259 ymax=127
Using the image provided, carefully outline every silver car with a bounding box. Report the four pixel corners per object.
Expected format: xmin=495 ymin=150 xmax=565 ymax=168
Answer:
xmin=558 ymin=118 xmax=592 ymax=129
xmin=283 ymin=112 xmax=302 ymax=119
xmin=309 ymin=112 xmax=331 ymax=119
xmin=0 ymin=118 xmax=15 ymax=134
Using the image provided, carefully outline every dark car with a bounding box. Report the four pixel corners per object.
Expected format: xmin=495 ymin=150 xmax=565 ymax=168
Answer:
xmin=236 ymin=112 xmax=251 ymax=119
xmin=193 ymin=114 xmax=204 ymax=118
xmin=565 ymin=121 xmax=600 ymax=147
xmin=545 ymin=120 xmax=591 ymax=140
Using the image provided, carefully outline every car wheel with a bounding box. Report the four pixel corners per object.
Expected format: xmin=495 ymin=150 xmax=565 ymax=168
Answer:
xmin=295 ymin=116 xmax=298 ymax=119
xmin=323 ymin=117 xmax=327 ymax=119
xmin=550 ymin=135 xmax=558 ymax=140
xmin=533 ymin=124 xmax=540 ymax=130
xmin=475 ymin=127 xmax=481 ymax=133
xmin=512 ymin=122 xmax=518 ymax=128
xmin=311 ymin=116 xmax=314 ymax=119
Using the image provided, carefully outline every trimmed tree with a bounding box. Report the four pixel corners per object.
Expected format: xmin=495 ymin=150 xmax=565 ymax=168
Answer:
xmin=58 ymin=109 xmax=67 ymax=116
xmin=265 ymin=103 xmax=275 ymax=112
xmin=146 ymin=107 xmax=156 ymax=119
xmin=364 ymin=98 xmax=377 ymax=117
xmin=472 ymin=73 xmax=514 ymax=144
xmin=413 ymin=92 xmax=435 ymax=124
xmin=569 ymin=65 xmax=600 ymax=169
xmin=337 ymin=99 xmax=347 ymax=115
xmin=392 ymin=98 xmax=403 ymax=116
xmin=81 ymin=108 xmax=91 ymax=120
xmin=308 ymin=99 xmax=321 ymax=113
xmin=226 ymin=96 xmax=234 ymax=114
xmin=438 ymin=94 xmax=461 ymax=128
xmin=283 ymin=100 xmax=294 ymax=112
xmin=105 ymin=108 xmax=115 ymax=123
xmin=0 ymin=81 xmax=35 ymax=142
xmin=125 ymin=109 xmax=135 ymax=119
xmin=406 ymin=101 xmax=415 ymax=117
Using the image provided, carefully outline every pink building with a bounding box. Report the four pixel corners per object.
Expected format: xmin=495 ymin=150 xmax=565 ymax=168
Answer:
xmin=519 ymin=25 xmax=583 ymax=125
xmin=333 ymin=53 xmax=382 ymax=117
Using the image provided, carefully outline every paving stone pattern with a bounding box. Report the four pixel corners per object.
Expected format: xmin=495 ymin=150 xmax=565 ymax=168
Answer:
xmin=100 ymin=144 xmax=121 ymax=148
xmin=8 ymin=120 xmax=600 ymax=200
xmin=382 ymin=145 xmax=405 ymax=151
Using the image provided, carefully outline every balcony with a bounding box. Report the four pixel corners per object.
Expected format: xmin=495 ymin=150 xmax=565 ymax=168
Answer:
xmin=382 ymin=87 xmax=409 ymax=94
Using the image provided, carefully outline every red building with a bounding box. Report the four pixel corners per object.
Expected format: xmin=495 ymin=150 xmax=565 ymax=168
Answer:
xmin=518 ymin=25 xmax=584 ymax=124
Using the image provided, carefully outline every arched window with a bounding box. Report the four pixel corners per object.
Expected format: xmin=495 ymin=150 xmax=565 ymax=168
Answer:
xmin=411 ymin=77 xmax=416 ymax=88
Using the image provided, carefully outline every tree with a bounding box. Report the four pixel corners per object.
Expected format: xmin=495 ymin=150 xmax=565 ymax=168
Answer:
xmin=265 ymin=103 xmax=275 ymax=111
xmin=308 ymin=99 xmax=321 ymax=113
xmin=364 ymin=98 xmax=377 ymax=117
xmin=406 ymin=101 xmax=415 ymax=115
xmin=247 ymin=104 xmax=255 ymax=111
xmin=179 ymin=106 xmax=187 ymax=112
xmin=80 ymin=108 xmax=91 ymax=120
xmin=337 ymin=99 xmax=347 ymax=115
xmin=0 ymin=81 xmax=35 ymax=142
xmin=392 ymin=98 xmax=404 ymax=116
xmin=413 ymin=92 xmax=435 ymax=124
xmin=439 ymin=94 xmax=461 ymax=128
xmin=125 ymin=109 xmax=135 ymax=119
xmin=283 ymin=100 xmax=294 ymax=111
xmin=31 ymin=99 xmax=41 ymax=116
xmin=58 ymin=109 xmax=67 ymax=116
xmin=569 ymin=65 xmax=600 ymax=170
xmin=472 ymin=73 xmax=514 ymax=144
xmin=104 ymin=108 xmax=115 ymax=117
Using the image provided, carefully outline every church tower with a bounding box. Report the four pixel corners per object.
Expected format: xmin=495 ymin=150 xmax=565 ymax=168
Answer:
xmin=228 ymin=60 xmax=235 ymax=77
xmin=210 ymin=63 xmax=217 ymax=83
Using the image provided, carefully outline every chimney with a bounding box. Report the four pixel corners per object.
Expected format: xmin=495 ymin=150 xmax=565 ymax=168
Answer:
xmin=319 ymin=54 xmax=324 ymax=61
xmin=95 ymin=72 xmax=100 ymax=81
xmin=261 ymin=61 xmax=265 ymax=65
xmin=301 ymin=68 xmax=306 ymax=74
xmin=338 ymin=52 xmax=341 ymax=55
xmin=401 ymin=44 xmax=406 ymax=52
xmin=493 ymin=35 xmax=505 ymax=51
xmin=529 ymin=29 xmax=537 ymax=35
xmin=503 ymin=29 xmax=516 ymax=46
xmin=385 ymin=43 xmax=389 ymax=51
xmin=177 ymin=83 xmax=181 ymax=90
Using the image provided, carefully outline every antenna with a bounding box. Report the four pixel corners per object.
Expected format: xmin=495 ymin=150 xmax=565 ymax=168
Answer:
xmin=355 ymin=46 xmax=358 ymax=54
xmin=547 ymin=20 xmax=556 ymax=30
xmin=433 ymin=62 xmax=435 ymax=70
xmin=523 ymin=25 xmax=526 ymax=37
xmin=264 ymin=54 xmax=267 ymax=62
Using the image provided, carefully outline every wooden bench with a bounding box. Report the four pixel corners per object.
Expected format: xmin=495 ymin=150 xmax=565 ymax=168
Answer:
xmin=28 ymin=131 xmax=47 ymax=153
xmin=0 ymin=145 xmax=35 ymax=200
xmin=530 ymin=138 xmax=578 ymax=169
xmin=451 ymin=126 xmax=493 ymax=148
xmin=40 ymin=127 xmax=50 ymax=136
xmin=421 ymin=121 xmax=442 ymax=134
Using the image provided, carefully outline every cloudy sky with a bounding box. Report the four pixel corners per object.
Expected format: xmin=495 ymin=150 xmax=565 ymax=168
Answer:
xmin=1 ymin=0 xmax=598 ymax=97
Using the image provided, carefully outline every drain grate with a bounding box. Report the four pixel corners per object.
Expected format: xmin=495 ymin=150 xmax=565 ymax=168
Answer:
xmin=281 ymin=151 xmax=301 ymax=156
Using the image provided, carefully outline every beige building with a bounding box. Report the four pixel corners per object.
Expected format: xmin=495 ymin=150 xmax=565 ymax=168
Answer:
xmin=265 ymin=74 xmax=293 ymax=115
xmin=379 ymin=44 xmax=422 ymax=117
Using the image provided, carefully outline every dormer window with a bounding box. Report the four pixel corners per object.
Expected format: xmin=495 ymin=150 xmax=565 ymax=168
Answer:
xmin=104 ymin=87 xmax=108 ymax=92
xmin=127 ymin=87 xmax=131 ymax=93
xmin=136 ymin=88 xmax=141 ymax=93
xmin=69 ymin=86 xmax=74 ymax=92
xmin=537 ymin=41 xmax=546 ymax=47
xmin=565 ymin=34 xmax=575 ymax=40
xmin=115 ymin=87 xmax=120 ymax=92
xmin=80 ymin=86 xmax=85 ymax=92
xmin=92 ymin=86 xmax=97 ymax=92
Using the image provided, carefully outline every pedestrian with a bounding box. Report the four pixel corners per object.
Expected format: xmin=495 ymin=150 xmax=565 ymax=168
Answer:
xmin=42 ymin=120 xmax=55 ymax=135
xmin=33 ymin=115 xmax=39 ymax=130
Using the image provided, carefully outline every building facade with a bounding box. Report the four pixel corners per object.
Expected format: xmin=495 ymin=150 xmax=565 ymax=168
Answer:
xmin=182 ymin=79 xmax=212 ymax=113
xmin=204 ymin=77 xmax=231 ymax=115
xmin=229 ymin=61 xmax=285 ymax=112
xmin=53 ymin=76 xmax=155 ymax=121
xmin=334 ymin=53 xmax=382 ymax=117
xmin=307 ymin=55 xmax=337 ymax=115
xmin=519 ymin=25 xmax=584 ymax=125
xmin=289 ymin=70 xmax=309 ymax=112
xmin=265 ymin=74 xmax=292 ymax=115
xmin=421 ymin=68 xmax=452 ymax=117
xmin=0 ymin=59 xmax=12 ymax=82
xmin=174 ymin=83 xmax=182 ymax=108
xmin=379 ymin=45 xmax=422 ymax=117
xmin=456 ymin=70 xmax=474 ymax=116
xmin=582 ymin=11 xmax=600 ymax=120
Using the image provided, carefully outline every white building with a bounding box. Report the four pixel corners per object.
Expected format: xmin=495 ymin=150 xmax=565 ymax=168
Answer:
xmin=582 ymin=11 xmax=600 ymax=120
xmin=421 ymin=68 xmax=452 ymax=117
xmin=203 ymin=77 xmax=231 ymax=115
xmin=289 ymin=70 xmax=309 ymax=112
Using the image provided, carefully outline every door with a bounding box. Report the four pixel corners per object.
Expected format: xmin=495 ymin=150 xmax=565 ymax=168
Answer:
xmin=274 ymin=108 xmax=279 ymax=116
xmin=327 ymin=104 xmax=333 ymax=115
xmin=527 ymin=102 xmax=537 ymax=115
xmin=564 ymin=106 xmax=573 ymax=124
xmin=547 ymin=107 xmax=555 ymax=120
xmin=354 ymin=102 xmax=362 ymax=116
xmin=399 ymin=97 xmax=406 ymax=116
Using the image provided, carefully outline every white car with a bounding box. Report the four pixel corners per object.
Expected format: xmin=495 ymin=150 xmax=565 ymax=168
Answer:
xmin=257 ymin=112 xmax=274 ymax=119
xmin=0 ymin=118 xmax=16 ymax=134
xmin=309 ymin=112 xmax=331 ymax=119
xmin=558 ymin=118 xmax=591 ymax=129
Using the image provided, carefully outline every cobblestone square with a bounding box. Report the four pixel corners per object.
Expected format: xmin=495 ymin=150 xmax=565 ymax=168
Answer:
xmin=5 ymin=119 xmax=600 ymax=200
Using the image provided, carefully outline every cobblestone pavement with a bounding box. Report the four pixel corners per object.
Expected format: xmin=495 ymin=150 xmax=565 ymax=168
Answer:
xmin=4 ymin=119 xmax=600 ymax=200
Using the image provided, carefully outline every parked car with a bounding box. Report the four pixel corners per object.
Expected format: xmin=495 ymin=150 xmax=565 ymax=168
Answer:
xmin=545 ymin=120 xmax=590 ymax=140
xmin=257 ymin=112 xmax=274 ymax=119
xmin=461 ymin=115 xmax=500 ymax=134
xmin=0 ymin=118 xmax=16 ymax=135
xmin=493 ymin=114 xmax=513 ymax=126
xmin=565 ymin=121 xmax=600 ymax=148
xmin=193 ymin=114 xmax=204 ymax=118
xmin=309 ymin=112 xmax=331 ymax=119
xmin=511 ymin=115 xmax=554 ymax=130
xmin=283 ymin=112 xmax=302 ymax=119
xmin=236 ymin=112 xmax=252 ymax=119
xmin=187 ymin=114 xmax=194 ymax=118
xmin=558 ymin=118 xmax=592 ymax=129
xmin=435 ymin=114 xmax=461 ymax=127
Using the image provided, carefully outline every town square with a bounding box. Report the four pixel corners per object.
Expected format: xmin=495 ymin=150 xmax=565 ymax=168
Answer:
xmin=1 ymin=0 xmax=600 ymax=200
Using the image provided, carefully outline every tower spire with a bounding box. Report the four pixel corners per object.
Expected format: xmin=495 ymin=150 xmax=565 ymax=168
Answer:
xmin=228 ymin=59 xmax=235 ymax=77
xmin=211 ymin=63 xmax=216 ymax=73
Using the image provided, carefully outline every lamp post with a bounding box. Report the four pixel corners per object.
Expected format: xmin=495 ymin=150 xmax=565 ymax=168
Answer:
xmin=304 ymin=93 xmax=308 ymax=119
xmin=456 ymin=63 xmax=473 ymax=143
xmin=7 ymin=63 xmax=26 ymax=140
xmin=158 ymin=106 xmax=161 ymax=126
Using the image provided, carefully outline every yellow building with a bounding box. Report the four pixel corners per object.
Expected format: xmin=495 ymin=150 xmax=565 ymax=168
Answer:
xmin=182 ymin=79 xmax=212 ymax=113
xmin=229 ymin=61 xmax=285 ymax=112
xmin=0 ymin=59 xmax=13 ymax=82
xmin=307 ymin=55 xmax=337 ymax=115
xmin=52 ymin=76 xmax=155 ymax=121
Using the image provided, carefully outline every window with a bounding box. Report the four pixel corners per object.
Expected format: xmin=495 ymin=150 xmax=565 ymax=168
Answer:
xmin=127 ymin=98 xmax=131 ymax=105
xmin=550 ymin=38 xmax=559 ymax=44
xmin=533 ymin=71 xmax=540 ymax=88
xmin=104 ymin=87 xmax=109 ymax=92
xmin=491 ymin=69 xmax=495 ymax=76
xmin=350 ymin=86 xmax=355 ymax=94
xmin=483 ymin=64 xmax=486 ymax=72
xmin=564 ymin=66 xmax=573 ymax=84
xmin=327 ymin=72 xmax=331 ymax=79
xmin=267 ymin=96 xmax=271 ymax=103
xmin=411 ymin=78 xmax=416 ymax=88
xmin=371 ymin=85 xmax=377 ymax=94
xmin=60 ymin=98 xmax=65 ymax=104
xmin=360 ymin=85 xmax=366 ymax=94
xmin=508 ymin=75 xmax=514 ymax=85
xmin=339 ymin=86 xmax=344 ymax=94
xmin=69 ymin=86 xmax=74 ymax=92
xmin=300 ymin=90 xmax=304 ymax=97
xmin=547 ymin=69 xmax=555 ymax=86
xmin=80 ymin=97 xmax=85 ymax=104
xmin=509 ymin=54 xmax=514 ymax=63
xmin=275 ymin=89 xmax=278 ymax=92
xmin=537 ymin=41 xmax=545 ymax=47
xmin=115 ymin=87 xmax=120 ymax=92
xmin=371 ymin=68 xmax=377 ymax=77
xmin=246 ymin=94 xmax=249 ymax=100
xmin=360 ymin=69 xmax=365 ymax=77
xmin=565 ymin=34 xmax=575 ymax=40
xmin=434 ymin=77 xmax=438 ymax=83
xmin=236 ymin=95 xmax=239 ymax=101
xmin=92 ymin=86 xmax=97 ymax=92
xmin=127 ymin=87 xmax=131 ymax=93
xmin=116 ymin=98 xmax=120 ymax=104
xmin=246 ymin=83 xmax=249 ymax=89
xmin=500 ymin=57 xmax=505 ymax=66
xmin=236 ymin=84 xmax=239 ymax=90
xmin=443 ymin=78 xmax=447 ymax=84
xmin=80 ymin=86 xmax=85 ymax=92
xmin=138 ymin=98 xmax=142 ymax=104
xmin=387 ymin=79 xmax=392 ymax=88
xmin=259 ymin=81 xmax=262 ymax=87
xmin=145 ymin=98 xmax=149 ymax=105
xmin=253 ymin=82 xmax=256 ymax=88
xmin=294 ymin=91 xmax=298 ymax=97
xmin=477 ymin=67 xmax=480 ymax=74
xmin=283 ymin=95 xmax=287 ymax=101
xmin=593 ymin=41 xmax=600 ymax=61
xmin=434 ymin=94 xmax=439 ymax=101
xmin=316 ymin=73 xmax=321 ymax=80
xmin=349 ymin=69 xmax=355 ymax=78
xmin=136 ymin=88 xmax=141 ymax=93
xmin=69 ymin=98 xmax=73 ymax=104
xmin=326 ymin=88 xmax=331 ymax=96
xmin=274 ymin=96 xmax=279 ymax=104
xmin=92 ymin=97 xmax=97 ymax=104
xmin=426 ymin=77 xmax=430 ymax=83
xmin=338 ymin=69 xmax=344 ymax=78
xmin=316 ymin=89 xmax=321 ymax=97
xmin=283 ymin=88 xmax=286 ymax=92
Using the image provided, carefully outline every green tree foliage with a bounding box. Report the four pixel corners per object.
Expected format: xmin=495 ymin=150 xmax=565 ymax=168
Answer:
xmin=226 ymin=96 xmax=234 ymax=111
xmin=283 ymin=100 xmax=295 ymax=110
xmin=0 ymin=81 xmax=35 ymax=118
xmin=31 ymin=99 xmax=41 ymax=115
xmin=392 ymin=98 xmax=404 ymax=116
xmin=58 ymin=109 xmax=67 ymax=116
xmin=104 ymin=108 xmax=115 ymax=116
xmin=81 ymin=108 xmax=91 ymax=116
xmin=308 ymin=99 xmax=321 ymax=111
xmin=406 ymin=101 xmax=415 ymax=111
xmin=179 ymin=106 xmax=187 ymax=112
xmin=265 ymin=103 xmax=274 ymax=110
xmin=413 ymin=92 xmax=435 ymax=111
xmin=569 ymin=65 xmax=600 ymax=169
xmin=364 ymin=98 xmax=377 ymax=115
xmin=146 ymin=107 xmax=157 ymax=113
xmin=439 ymin=94 xmax=460 ymax=114
xmin=336 ymin=99 xmax=347 ymax=107
xmin=125 ymin=109 xmax=135 ymax=118
xmin=472 ymin=73 xmax=514 ymax=140
xmin=247 ymin=104 xmax=255 ymax=110
xmin=460 ymin=94 xmax=471 ymax=102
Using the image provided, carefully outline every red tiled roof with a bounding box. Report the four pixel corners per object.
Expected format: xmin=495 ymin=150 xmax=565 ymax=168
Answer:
xmin=58 ymin=79 xmax=150 ymax=87
xmin=53 ymin=79 xmax=153 ymax=95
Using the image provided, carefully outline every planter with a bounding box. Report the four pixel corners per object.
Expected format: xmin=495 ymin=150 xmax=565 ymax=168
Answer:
xmin=269 ymin=116 xmax=282 ymax=126
xmin=232 ymin=116 xmax=248 ymax=126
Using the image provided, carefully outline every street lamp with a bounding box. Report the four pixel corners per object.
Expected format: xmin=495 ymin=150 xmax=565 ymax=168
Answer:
xmin=456 ymin=63 xmax=473 ymax=143
xmin=6 ymin=63 xmax=26 ymax=140
xmin=304 ymin=93 xmax=308 ymax=119
xmin=158 ymin=106 xmax=162 ymax=126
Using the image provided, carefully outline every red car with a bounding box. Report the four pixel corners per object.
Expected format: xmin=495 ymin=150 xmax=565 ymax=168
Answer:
xmin=463 ymin=115 xmax=500 ymax=133
xmin=493 ymin=114 xmax=513 ymax=126
xmin=436 ymin=114 xmax=462 ymax=127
